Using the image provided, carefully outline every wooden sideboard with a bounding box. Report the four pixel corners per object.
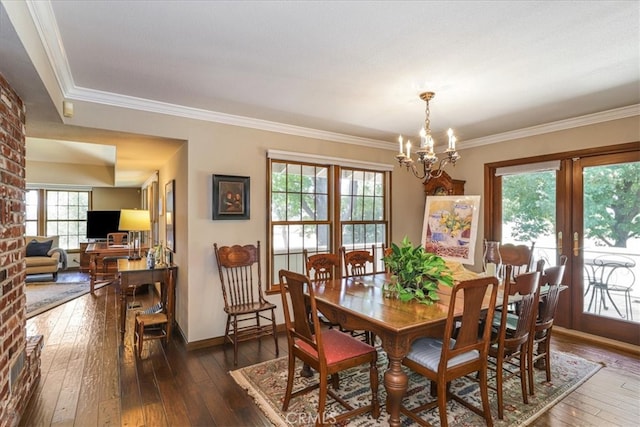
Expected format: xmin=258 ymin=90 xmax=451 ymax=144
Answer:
xmin=423 ymin=170 xmax=465 ymax=195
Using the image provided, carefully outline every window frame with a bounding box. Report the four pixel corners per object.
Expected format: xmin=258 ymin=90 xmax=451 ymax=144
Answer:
xmin=25 ymin=188 xmax=91 ymax=251
xmin=267 ymin=151 xmax=392 ymax=291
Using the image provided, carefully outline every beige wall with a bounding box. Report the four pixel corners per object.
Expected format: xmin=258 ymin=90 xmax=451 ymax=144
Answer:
xmin=26 ymin=160 xmax=115 ymax=186
xmin=91 ymin=187 xmax=141 ymax=209
xmin=31 ymin=96 xmax=640 ymax=343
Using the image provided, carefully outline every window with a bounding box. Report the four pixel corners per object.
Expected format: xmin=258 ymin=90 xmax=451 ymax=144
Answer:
xmin=340 ymin=168 xmax=387 ymax=272
xmin=25 ymin=189 xmax=90 ymax=250
xmin=268 ymin=152 xmax=391 ymax=286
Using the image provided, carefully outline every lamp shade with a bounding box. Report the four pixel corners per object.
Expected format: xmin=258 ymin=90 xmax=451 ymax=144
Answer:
xmin=118 ymin=209 xmax=151 ymax=231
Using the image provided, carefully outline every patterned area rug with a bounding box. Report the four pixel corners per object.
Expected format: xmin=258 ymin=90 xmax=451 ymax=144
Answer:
xmin=230 ymin=348 xmax=601 ymax=426
xmin=25 ymin=279 xmax=108 ymax=318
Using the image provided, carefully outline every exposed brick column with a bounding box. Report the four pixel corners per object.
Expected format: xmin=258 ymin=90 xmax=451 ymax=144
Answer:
xmin=0 ymin=71 xmax=40 ymax=427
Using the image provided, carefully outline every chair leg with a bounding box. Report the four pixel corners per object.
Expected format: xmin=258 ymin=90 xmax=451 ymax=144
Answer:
xmin=527 ymin=337 xmax=535 ymax=396
xmin=519 ymin=347 xmax=529 ymax=404
xmin=271 ymin=309 xmax=279 ymax=356
xmin=496 ymin=357 xmax=504 ymax=420
xmin=282 ymin=353 xmax=296 ymax=411
xmin=544 ymin=335 xmax=552 ymax=382
xmin=436 ymin=377 xmax=449 ymax=427
xmin=369 ymin=359 xmax=380 ymax=419
xmin=479 ymin=366 xmax=493 ymax=427
xmin=136 ymin=318 xmax=144 ymax=358
xmin=317 ymin=370 xmax=328 ymax=427
xmin=233 ymin=316 xmax=239 ymax=366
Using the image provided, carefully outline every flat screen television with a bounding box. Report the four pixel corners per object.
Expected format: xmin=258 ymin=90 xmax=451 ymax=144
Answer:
xmin=86 ymin=210 xmax=121 ymax=240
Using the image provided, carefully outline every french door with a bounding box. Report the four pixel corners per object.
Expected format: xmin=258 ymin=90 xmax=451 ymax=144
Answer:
xmin=486 ymin=142 xmax=639 ymax=345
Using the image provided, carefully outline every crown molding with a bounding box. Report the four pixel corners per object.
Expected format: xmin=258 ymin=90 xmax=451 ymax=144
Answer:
xmin=460 ymin=104 xmax=640 ymax=149
xmin=66 ymin=85 xmax=392 ymax=150
xmin=26 ymin=0 xmax=74 ymax=93
xmin=27 ymin=0 xmax=640 ymax=153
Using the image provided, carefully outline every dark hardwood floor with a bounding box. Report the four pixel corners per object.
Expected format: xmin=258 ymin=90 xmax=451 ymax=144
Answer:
xmin=21 ymin=272 xmax=639 ymax=426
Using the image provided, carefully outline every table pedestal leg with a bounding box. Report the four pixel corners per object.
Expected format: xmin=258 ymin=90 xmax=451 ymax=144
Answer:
xmin=384 ymin=353 xmax=408 ymax=427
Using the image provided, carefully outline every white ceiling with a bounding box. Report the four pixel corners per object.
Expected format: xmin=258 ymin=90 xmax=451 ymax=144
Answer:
xmin=1 ymin=1 xmax=639 ymax=186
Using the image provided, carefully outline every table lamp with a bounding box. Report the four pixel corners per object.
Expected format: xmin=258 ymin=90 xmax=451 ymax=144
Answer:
xmin=118 ymin=209 xmax=151 ymax=260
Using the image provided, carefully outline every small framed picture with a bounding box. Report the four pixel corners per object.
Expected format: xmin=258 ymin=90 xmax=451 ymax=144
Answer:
xmin=212 ymin=174 xmax=250 ymax=220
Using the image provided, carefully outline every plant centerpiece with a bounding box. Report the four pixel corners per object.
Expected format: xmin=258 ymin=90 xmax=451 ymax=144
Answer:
xmin=382 ymin=236 xmax=454 ymax=304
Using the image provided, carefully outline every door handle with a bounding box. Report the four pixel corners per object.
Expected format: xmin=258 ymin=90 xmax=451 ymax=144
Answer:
xmin=573 ymin=232 xmax=579 ymax=257
xmin=557 ymin=232 xmax=563 ymax=255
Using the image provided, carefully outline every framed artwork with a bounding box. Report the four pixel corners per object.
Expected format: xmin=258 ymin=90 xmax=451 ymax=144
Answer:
xmin=421 ymin=195 xmax=481 ymax=265
xmin=212 ymin=174 xmax=250 ymax=220
xmin=165 ymin=179 xmax=175 ymax=253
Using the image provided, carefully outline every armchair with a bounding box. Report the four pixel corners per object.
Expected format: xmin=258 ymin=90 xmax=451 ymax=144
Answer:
xmin=25 ymin=236 xmax=65 ymax=281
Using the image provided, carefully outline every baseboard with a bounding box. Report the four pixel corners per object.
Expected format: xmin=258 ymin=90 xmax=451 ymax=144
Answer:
xmin=554 ymin=326 xmax=640 ymax=356
xmin=183 ymin=323 xmax=287 ymax=351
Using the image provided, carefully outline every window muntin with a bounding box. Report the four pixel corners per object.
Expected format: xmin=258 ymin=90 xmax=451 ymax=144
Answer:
xmin=26 ymin=189 xmax=90 ymax=250
xmin=269 ymin=159 xmax=389 ymax=286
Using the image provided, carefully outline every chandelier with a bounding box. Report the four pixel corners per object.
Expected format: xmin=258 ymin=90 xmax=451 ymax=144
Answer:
xmin=395 ymin=91 xmax=460 ymax=183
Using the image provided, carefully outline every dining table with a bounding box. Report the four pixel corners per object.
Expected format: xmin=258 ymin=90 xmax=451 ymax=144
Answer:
xmin=310 ymin=271 xmax=494 ymax=427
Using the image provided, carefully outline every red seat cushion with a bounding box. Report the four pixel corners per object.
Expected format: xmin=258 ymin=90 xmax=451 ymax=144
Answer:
xmin=295 ymin=329 xmax=375 ymax=365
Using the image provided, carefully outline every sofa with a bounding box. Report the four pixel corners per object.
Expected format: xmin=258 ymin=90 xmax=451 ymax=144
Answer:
xmin=25 ymin=236 xmax=65 ymax=281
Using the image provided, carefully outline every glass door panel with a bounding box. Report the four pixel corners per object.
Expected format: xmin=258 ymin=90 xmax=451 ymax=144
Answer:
xmin=573 ymin=154 xmax=640 ymax=341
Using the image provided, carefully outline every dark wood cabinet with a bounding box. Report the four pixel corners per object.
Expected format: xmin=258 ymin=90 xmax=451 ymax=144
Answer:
xmin=423 ymin=171 xmax=465 ymax=196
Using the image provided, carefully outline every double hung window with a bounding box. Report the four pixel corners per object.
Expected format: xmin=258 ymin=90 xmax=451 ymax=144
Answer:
xmin=268 ymin=151 xmax=391 ymax=287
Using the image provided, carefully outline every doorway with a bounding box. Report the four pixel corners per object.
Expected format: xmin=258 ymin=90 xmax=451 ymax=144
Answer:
xmin=485 ymin=142 xmax=639 ymax=345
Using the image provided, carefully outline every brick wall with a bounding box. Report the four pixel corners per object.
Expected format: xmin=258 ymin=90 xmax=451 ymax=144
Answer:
xmin=0 ymin=72 xmax=40 ymax=426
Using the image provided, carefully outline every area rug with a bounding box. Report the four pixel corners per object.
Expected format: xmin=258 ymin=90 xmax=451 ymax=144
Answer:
xmin=230 ymin=348 xmax=602 ymax=426
xmin=25 ymin=279 xmax=108 ymax=318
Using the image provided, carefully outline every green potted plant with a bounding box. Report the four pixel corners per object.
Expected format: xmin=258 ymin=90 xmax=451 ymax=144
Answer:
xmin=382 ymin=236 xmax=454 ymax=304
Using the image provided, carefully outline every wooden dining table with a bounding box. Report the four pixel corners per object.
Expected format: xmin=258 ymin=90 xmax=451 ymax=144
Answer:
xmin=310 ymin=272 xmax=494 ymax=427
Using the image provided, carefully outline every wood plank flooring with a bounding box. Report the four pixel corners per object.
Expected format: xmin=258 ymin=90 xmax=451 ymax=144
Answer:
xmin=20 ymin=273 xmax=640 ymax=426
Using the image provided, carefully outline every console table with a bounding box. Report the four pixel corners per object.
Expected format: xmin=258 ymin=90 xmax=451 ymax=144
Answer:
xmin=85 ymin=242 xmax=148 ymax=292
xmin=116 ymin=259 xmax=176 ymax=342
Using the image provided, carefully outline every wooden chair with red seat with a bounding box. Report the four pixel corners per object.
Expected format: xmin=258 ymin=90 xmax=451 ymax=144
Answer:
xmin=488 ymin=265 xmax=540 ymax=419
xmin=527 ymin=255 xmax=567 ymax=395
xmin=213 ymin=241 xmax=279 ymax=366
xmin=401 ymin=276 xmax=499 ymax=427
xmin=498 ymin=242 xmax=536 ymax=280
xmin=278 ymin=269 xmax=380 ymax=425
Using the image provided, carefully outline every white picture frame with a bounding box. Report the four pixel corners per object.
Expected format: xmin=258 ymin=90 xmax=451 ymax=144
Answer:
xmin=421 ymin=195 xmax=481 ymax=265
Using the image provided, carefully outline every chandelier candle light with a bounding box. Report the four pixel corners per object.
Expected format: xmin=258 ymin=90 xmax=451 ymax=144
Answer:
xmin=396 ymin=91 xmax=460 ymax=183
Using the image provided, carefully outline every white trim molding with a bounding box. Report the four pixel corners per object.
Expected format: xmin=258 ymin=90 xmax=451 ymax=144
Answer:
xmin=267 ymin=149 xmax=395 ymax=172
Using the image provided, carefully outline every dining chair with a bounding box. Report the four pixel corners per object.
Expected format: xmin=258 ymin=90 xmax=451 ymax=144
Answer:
xmin=106 ymin=232 xmax=128 ymax=246
xmin=278 ymin=269 xmax=380 ymax=425
xmin=134 ymin=269 xmax=175 ymax=358
xmin=340 ymin=245 xmax=377 ymax=277
xmin=213 ymin=241 xmax=279 ymax=366
xmin=303 ymin=250 xmax=342 ymax=329
xmin=528 ymin=255 xmax=567 ymax=395
xmin=499 ymin=242 xmax=535 ymax=280
xmin=488 ymin=266 xmax=540 ymax=419
xmin=339 ymin=245 xmax=377 ymax=344
xmin=401 ymin=276 xmax=499 ymax=427
xmin=303 ymin=250 xmax=341 ymax=281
